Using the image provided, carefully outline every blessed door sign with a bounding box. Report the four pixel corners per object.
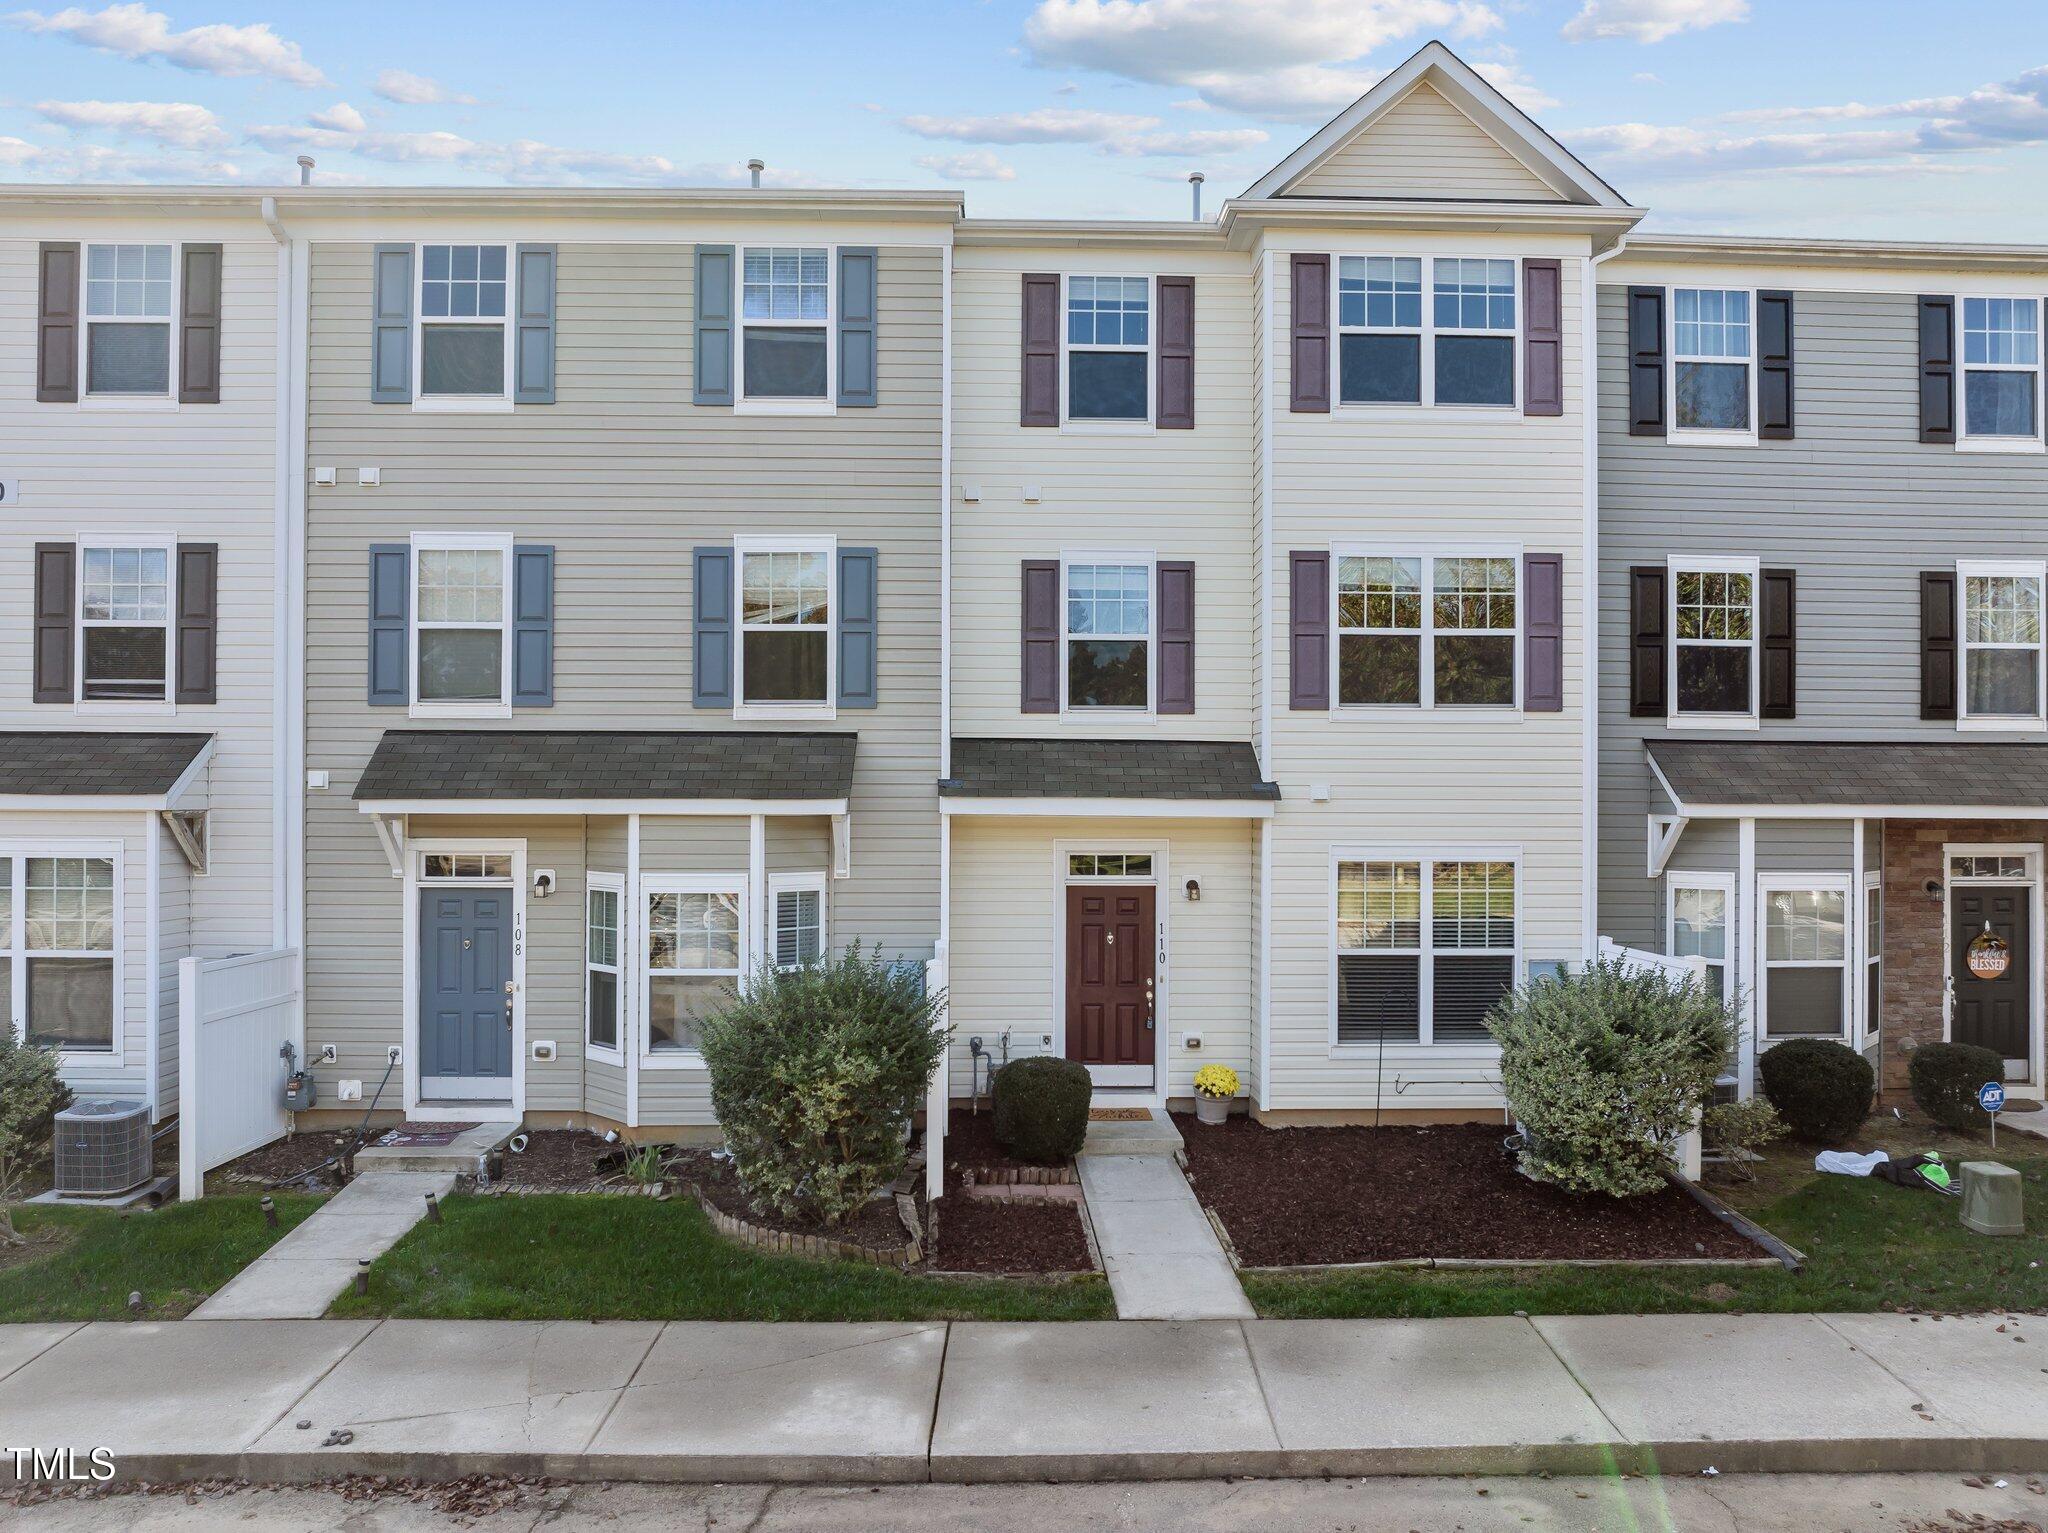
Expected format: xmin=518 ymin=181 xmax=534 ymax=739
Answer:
xmin=1966 ymin=929 xmax=2012 ymax=980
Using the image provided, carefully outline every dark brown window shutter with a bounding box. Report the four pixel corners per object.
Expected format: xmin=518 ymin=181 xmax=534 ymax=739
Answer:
xmin=1759 ymin=567 xmax=1796 ymax=719
xmin=1021 ymin=558 xmax=1060 ymax=712
xmin=1626 ymin=286 xmax=1665 ymax=437
xmin=1156 ymin=560 xmax=1195 ymax=713
xmin=1156 ymin=275 xmax=1194 ymax=429
xmin=1288 ymin=551 xmax=1330 ymax=709
xmin=1628 ymin=565 xmax=1667 ymax=717
xmin=1921 ymin=569 xmax=1958 ymax=719
xmin=1918 ymin=296 xmax=1956 ymax=444
xmin=175 ymin=543 xmax=219 ymax=704
xmin=1289 ymin=254 xmax=1330 ymax=413
xmin=1522 ymin=259 xmax=1562 ymax=418
xmin=36 ymin=242 xmax=80 ymax=404
xmin=33 ymin=542 xmax=74 ymax=702
xmin=179 ymin=243 xmax=223 ymax=404
xmin=1523 ymin=553 xmax=1563 ymax=712
xmin=1020 ymin=274 xmax=1059 ymax=427
xmin=1757 ymin=290 xmax=1794 ymax=440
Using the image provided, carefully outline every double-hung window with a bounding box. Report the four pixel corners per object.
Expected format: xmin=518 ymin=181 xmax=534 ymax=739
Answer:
xmin=644 ymin=878 xmax=744 ymax=1058
xmin=1431 ymin=258 xmax=1516 ymax=406
xmin=1334 ymin=856 xmax=1517 ymax=1046
xmin=1065 ymin=276 xmax=1150 ymax=422
xmin=0 ymin=854 xmax=118 ymax=1054
xmin=1667 ymin=874 xmax=1733 ymax=1002
xmin=1761 ymin=881 xmax=1849 ymax=1040
xmin=739 ymin=247 xmax=831 ymax=404
xmin=1959 ymin=561 xmax=2046 ymax=725
xmin=770 ymin=872 xmax=826 ymax=970
xmin=1334 ymin=553 xmax=1516 ymax=709
xmin=1669 ymin=559 xmax=1757 ymax=722
xmin=1961 ymin=297 xmax=2041 ymax=444
xmin=78 ymin=541 xmax=172 ymax=703
xmin=418 ymin=244 xmax=510 ymax=401
xmin=1863 ymin=876 xmax=1882 ymax=1048
xmin=1337 ymin=257 xmax=1422 ymax=404
xmin=83 ymin=243 xmax=175 ymax=398
xmin=1064 ymin=560 xmax=1151 ymax=711
xmin=1335 ymin=256 xmax=1515 ymax=407
xmin=736 ymin=538 xmax=834 ymax=712
xmin=412 ymin=535 xmax=511 ymax=712
xmin=586 ymin=876 xmax=621 ymax=1059
xmin=1671 ymin=287 xmax=1753 ymax=436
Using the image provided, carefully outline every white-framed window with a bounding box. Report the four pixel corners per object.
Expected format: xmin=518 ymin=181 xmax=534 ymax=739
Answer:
xmin=1334 ymin=552 xmax=1517 ymax=709
xmin=735 ymin=535 xmax=835 ymax=715
xmin=411 ymin=534 xmax=512 ymax=716
xmin=82 ymin=242 xmax=176 ymax=399
xmin=586 ymin=873 xmax=622 ymax=1060
xmin=421 ymin=852 xmax=512 ymax=879
xmin=1063 ymin=557 xmax=1153 ymax=711
xmin=1067 ymin=851 xmax=1154 ymax=878
xmin=77 ymin=539 xmax=174 ymax=704
xmin=1863 ymin=873 xmax=1882 ymax=1048
xmin=769 ymin=871 xmax=826 ymax=970
xmin=1670 ymin=287 xmax=1754 ymax=438
xmin=1961 ymin=296 xmax=2042 ymax=445
xmin=643 ymin=875 xmax=745 ymax=1061
xmin=1959 ymin=560 xmax=2046 ymax=726
xmin=1666 ymin=872 xmax=1733 ymax=1003
xmin=0 ymin=852 xmax=119 ymax=1055
xmin=1332 ymin=853 xmax=1517 ymax=1048
xmin=1064 ymin=275 xmax=1150 ymax=424
xmin=1759 ymin=877 xmax=1850 ymax=1041
xmin=1669 ymin=558 xmax=1758 ymax=724
xmin=416 ymin=243 xmax=511 ymax=405
xmin=1335 ymin=255 xmax=1517 ymax=408
xmin=737 ymin=246 xmax=833 ymax=408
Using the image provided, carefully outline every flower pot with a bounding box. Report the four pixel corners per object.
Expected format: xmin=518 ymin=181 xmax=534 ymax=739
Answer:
xmin=1195 ymin=1094 xmax=1231 ymax=1126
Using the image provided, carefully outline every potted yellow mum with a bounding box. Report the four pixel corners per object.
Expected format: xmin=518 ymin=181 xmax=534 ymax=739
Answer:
xmin=1192 ymin=1063 xmax=1239 ymax=1125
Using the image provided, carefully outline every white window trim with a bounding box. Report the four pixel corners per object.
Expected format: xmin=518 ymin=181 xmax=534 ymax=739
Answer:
xmin=411 ymin=241 xmax=515 ymax=413
xmin=0 ymin=841 xmax=125 ymax=1064
xmin=1332 ymin=254 xmax=1521 ymax=414
xmin=1060 ymin=550 xmax=1156 ymax=718
xmin=640 ymin=872 xmax=747 ymax=1070
xmin=78 ymin=240 xmax=180 ymax=412
xmin=768 ymin=870 xmax=828 ymax=971
xmin=1957 ymin=557 xmax=2048 ymax=731
xmin=1060 ymin=272 xmax=1155 ymax=433
xmin=1665 ymin=869 xmax=1735 ymax=1009
xmin=1940 ymin=840 xmax=2044 ymax=1079
xmin=1327 ymin=845 xmax=1520 ymax=1055
xmin=73 ymin=532 xmax=178 ymax=716
xmin=734 ymin=243 xmax=838 ymax=417
xmin=1666 ymin=285 xmax=1759 ymax=446
xmin=1328 ymin=544 xmax=1523 ymax=715
xmin=1957 ymin=294 xmax=2045 ymax=454
xmin=733 ymin=533 xmax=838 ymax=721
xmin=1863 ymin=870 xmax=1883 ymax=1050
xmin=408 ymin=531 xmax=514 ymax=720
xmin=586 ymin=871 xmax=624 ymax=1065
xmin=1667 ymin=554 xmax=1761 ymax=731
xmin=1756 ymin=872 xmax=1852 ymax=1044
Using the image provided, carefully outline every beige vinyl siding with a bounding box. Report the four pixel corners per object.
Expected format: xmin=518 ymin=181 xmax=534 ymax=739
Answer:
xmin=1287 ymin=82 xmax=1562 ymax=202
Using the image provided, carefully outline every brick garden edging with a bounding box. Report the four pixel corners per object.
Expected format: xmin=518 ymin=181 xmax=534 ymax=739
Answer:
xmin=959 ymin=1163 xmax=1078 ymax=1187
xmin=691 ymin=1186 xmax=923 ymax=1269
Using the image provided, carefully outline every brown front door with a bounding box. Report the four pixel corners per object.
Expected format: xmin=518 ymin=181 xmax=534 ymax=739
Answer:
xmin=1065 ymin=884 xmax=1155 ymax=1081
xmin=1952 ymin=884 xmax=2031 ymax=1070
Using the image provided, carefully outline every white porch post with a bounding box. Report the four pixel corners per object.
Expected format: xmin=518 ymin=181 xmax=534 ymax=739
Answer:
xmin=1851 ymin=818 xmax=1866 ymax=1051
xmin=926 ymin=813 xmax=951 ymax=1204
xmin=747 ymin=814 xmax=767 ymax=982
xmin=1737 ymin=816 xmax=1757 ymax=1099
xmin=625 ymin=813 xmax=640 ymax=1129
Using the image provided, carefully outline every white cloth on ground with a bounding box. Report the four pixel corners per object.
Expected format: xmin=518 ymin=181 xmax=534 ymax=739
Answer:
xmin=1814 ymin=1149 xmax=1890 ymax=1177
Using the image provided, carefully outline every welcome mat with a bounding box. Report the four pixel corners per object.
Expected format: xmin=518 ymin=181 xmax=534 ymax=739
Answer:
xmin=1088 ymin=1108 xmax=1153 ymax=1122
xmin=375 ymin=1122 xmax=479 ymax=1147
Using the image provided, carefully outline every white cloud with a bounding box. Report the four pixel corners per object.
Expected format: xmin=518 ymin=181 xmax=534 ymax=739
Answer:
xmin=1561 ymin=0 xmax=1747 ymax=45
xmin=371 ymin=68 xmax=476 ymax=106
xmin=1472 ymin=54 xmax=1558 ymax=113
xmin=0 ymin=132 xmax=239 ymax=180
xmin=34 ymin=96 xmax=224 ymax=148
xmin=10 ymin=3 xmax=325 ymax=86
xmin=307 ymin=102 xmax=366 ymax=134
xmin=915 ymin=150 xmax=1018 ymax=181
xmin=1633 ymin=72 xmax=1663 ymax=85
xmin=900 ymin=105 xmax=1264 ymax=158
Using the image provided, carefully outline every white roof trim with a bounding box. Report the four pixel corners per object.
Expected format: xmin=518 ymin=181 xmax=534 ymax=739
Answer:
xmin=1659 ymin=802 xmax=2048 ymax=822
xmin=356 ymin=797 xmax=848 ymax=817
xmin=1240 ymin=40 xmax=1627 ymax=210
xmin=941 ymin=796 xmax=1275 ymax=820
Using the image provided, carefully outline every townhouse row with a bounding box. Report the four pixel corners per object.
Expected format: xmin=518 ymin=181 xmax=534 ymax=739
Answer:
xmin=3 ymin=43 xmax=2042 ymax=1141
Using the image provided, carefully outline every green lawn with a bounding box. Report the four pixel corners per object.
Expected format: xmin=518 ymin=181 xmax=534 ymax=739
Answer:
xmin=0 ymin=1194 xmax=324 ymax=1321
xmin=330 ymin=1193 xmax=1116 ymax=1322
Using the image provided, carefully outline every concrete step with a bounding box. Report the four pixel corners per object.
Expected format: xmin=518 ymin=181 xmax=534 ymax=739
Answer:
xmin=1080 ymin=1109 xmax=1183 ymax=1159
xmin=352 ymin=1121 xmax=518 ymax=1175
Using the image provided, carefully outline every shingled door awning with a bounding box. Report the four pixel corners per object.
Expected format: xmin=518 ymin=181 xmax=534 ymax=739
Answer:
xmin=1647 ymin=738 xmax=2048 ymax=817
xmin=0 ymin=731 xmax=213 ymax=807
xmin=939 ymin=737 xmax=1279 ymax=817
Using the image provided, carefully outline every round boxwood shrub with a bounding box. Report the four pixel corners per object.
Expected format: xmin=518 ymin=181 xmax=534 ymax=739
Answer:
xmin=1757 ymin=1038 xmax=1874 ymax=1144
xmin=991 ymin=1056 xmax=1091 ymax=1164
xmin=1909 ymin=1041 xmax=2004 ymax=1132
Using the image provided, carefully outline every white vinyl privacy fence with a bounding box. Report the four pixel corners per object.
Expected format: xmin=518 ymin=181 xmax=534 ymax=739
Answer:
xmin=177 ymin=948 xmax=300 ymax=1202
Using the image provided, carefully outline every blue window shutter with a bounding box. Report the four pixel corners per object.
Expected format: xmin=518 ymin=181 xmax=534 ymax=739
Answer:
xmin=693 ymin=546 xmax=734 ymax=707
xmin=838 ymin=547 xmax=878 ymax=709
xmin=367 ymin=544 xmax=409 ymax=705
xmin=511 ymin=545 xmax=554 ymax=706
xmin=371 ymin=244 xmax=413 ymax=403
xmin=694 ymin=246 xmax=734 ymax=406
xmin=837 ymin=247 xmax=878 ymax=407
xmin=514 ymin=244 xmax=556 ymax=404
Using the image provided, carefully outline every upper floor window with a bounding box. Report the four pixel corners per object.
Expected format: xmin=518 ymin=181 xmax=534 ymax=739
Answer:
xmin=1432 ymin=259 xmax=1516 ymax=406
xmin=1962 ymin=297 xmax=2041 ymax=443
xmin=739 ymin=247 xmax=830 ymax=402
xmin=737 ymin=539 xmax=833 ymax=711
xmin=84 ymin=243 xmax=174 ymax=397
xmin=1065 ymin=276 xmax=1149 ymax=422
xmin=1065 ymin=560 xmax=1151 ymax=710
xmin=1670 ymin=560 xmax=1757 ymax=723
xmin=1336 ymin=256 xmax=1514 ymax=408
xmin=413 ymin=536 xmax=511 ymax=712
xmin=1337 ymin=256 xmax=1421 ymax=405
xmin=418 ymin=244 xmax=510 ymax=400
xmin=79 ymin=543 xmax=171 ymax=703
xmin=1672 ymin=287 xmax=1752 ymax=436
xmin=1961 ymin=561 xmax=2045 ymax=724
xmin=1335 ymin=553 xmax=1515 ymax=709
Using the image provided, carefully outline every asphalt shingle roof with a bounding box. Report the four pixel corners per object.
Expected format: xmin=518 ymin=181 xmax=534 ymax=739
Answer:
xmin=1648 ymin=738 xmax=2048 ymax=811
xmin=353 ymin=731 xmax=858 ymax=802
xmin=940 ymin=738 xmax=1279 ymax=801
xmin=0 ymin=732 xmax=211 ymax=797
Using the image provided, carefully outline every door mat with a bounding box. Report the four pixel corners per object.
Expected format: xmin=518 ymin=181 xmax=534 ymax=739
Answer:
xmin=375 ymin=1122 xmax=480 ymax=1147
xmin=1088 ymin=1107 xmax=1153 ymax=1122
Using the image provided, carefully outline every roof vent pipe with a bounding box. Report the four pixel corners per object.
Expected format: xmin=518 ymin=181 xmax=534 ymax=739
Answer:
xmin=1189 ymin=171 xmax=1205 ymax=221
xmin=296 ymin=155 xmax=314 ymax=186
xmin=748 ymin=158 xmax=764 ymax=189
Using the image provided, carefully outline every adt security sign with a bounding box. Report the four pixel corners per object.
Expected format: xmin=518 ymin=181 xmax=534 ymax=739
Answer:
xmin=1980 ymin=1081 xmax=2007 ymax=1145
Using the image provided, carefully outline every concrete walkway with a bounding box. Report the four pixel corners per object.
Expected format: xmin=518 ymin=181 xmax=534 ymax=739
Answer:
xmin=7 ymin=1311 xmax=2040 ymax=1485
xmin=1076 ymin=1155 xmax=1252 ymax=1320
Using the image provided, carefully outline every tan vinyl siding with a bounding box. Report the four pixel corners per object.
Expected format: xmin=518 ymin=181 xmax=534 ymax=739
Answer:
xmin=1287 ymin=82 xmax=1561 ymax=202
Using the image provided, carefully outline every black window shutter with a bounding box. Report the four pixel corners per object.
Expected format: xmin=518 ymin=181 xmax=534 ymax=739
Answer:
xmin=37 ymin=243 xmax=80 ymax=404
xmin=1757 ymin=290 xmax=1794 ymax=440
xmin=1156 ymin=560 xmax=1195 ymax=713
xmin=179 ymin=243 xmax=223 ymax=404
xmin=1918 ymin=296 xmax=1956 ymax=444
xmin=1288 ymin=552 xmax=1330 ymax=709
xmin=1523 ymin=553 xmax=1563 ymax=712
xmin=1155 ymin=275 xmax=1194 ymax=429
xmin=33 ymin=542 xmax=74 ymax=703
xmin=1020 ymin=274 xmax=1059 ymax=427
xmin=1627 ymin=286 xmax=1665 ymax=437
xmin=1921 ymin=570 xmax=1958 ymax=720
xmin=175 ymin=543 xmax=218 ymax=704
xmin=1289 ymin=255 xmax=1330 ymax=413
xmin=1021 ymin=559 xmax=1060 ymax=712
xmin=1759 ymin=568 xmax=1795 ymax=719
xmin=1628 ymin=565 xmax=1667 ymax=717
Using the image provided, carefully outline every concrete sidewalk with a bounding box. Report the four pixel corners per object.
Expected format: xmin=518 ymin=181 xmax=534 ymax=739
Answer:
xmin=0 ymin=1311 xmax=2043 ymax=1485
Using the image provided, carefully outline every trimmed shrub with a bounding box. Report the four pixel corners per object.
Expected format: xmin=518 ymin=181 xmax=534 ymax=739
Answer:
xmin=0 ymin=1030 xmax=69 ymax=1243
xmin=697 ymin=944 xmax=948 ymax=1227
xmin=1909 ymin=1041 xmax=2005 ymax=1132
xmin=1757 ymin=1038 xmax=1873 ymax=1144
xmin=1488 ymin=957 xmax=1735 ymax=1197
xmin=991 ymin=1056 xmax=1091 ymax=1164
xmin=1701 ymin=1098 xmax=1785 ymax=1180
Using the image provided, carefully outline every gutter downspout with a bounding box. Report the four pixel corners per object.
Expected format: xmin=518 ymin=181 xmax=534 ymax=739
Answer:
xmin=1583 ymin=231 xmax=1630 ymax=962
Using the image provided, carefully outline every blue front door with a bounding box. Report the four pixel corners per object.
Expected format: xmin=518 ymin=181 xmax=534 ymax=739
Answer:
xmin=420 ymin=887 xmax=513 ymax=1088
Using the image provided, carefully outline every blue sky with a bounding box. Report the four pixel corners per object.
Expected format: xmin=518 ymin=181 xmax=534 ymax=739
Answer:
xmin=4 ymin=2 xmax=2048 ymax=238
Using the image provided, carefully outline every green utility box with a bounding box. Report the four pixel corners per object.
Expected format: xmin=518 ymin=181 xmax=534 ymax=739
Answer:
xmin=1960 ymin=1161 xmax=2024 ymax=1237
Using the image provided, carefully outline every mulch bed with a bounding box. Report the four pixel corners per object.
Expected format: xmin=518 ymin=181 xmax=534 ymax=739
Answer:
xmin=684 ymin=1148 xmax=912 ymax=1252
xmin=494 ymin=1129 xmax=614 ymax=1191
xmin=933 ymin=1110 xmax=1093 ymax=1274
xmin=943 ymin=1108 xmax=1056 ymax=1178
xmin=209 ymin=1129 xmax=351 ymax=1191
xmin=1178 ymin=1115 xmax=1761 ymax=1267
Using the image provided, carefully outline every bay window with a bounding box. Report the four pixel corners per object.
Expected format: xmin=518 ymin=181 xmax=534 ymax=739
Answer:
xmin=736 ymin=539 xmax=833 ymax=710
xmin=84 ymin=243 xmax=174 ymax=397
xmin=1065 ymin=276 xmax=1150 ymax=422
xmin=1672 ymin=287 xmax=1753 ymax=435
xmin=1334 ymin=856 xmax=1517 ymax=1047
xmin=739 ymin=247 xmax=831 ymax=402
xmin=1960 ymin=562 xmax=2045 ymax=724
xmin=645 ymin=879 xmax=744 ymax=1057
xmin=418 ymin=244 xmax=510 ymax=400
xmin=1335 ymin=552 xmax=1516 ymax=709
xmin=1961 ymin=297 xmax=2041 ymax=443
xmin=1065 ymin=560 xmax=1151 ymax=710
xmin=1761 ymin=882 xmax=1849 ymax=1040
xmin=1670 ymin=560 xmax=1757 ymax=721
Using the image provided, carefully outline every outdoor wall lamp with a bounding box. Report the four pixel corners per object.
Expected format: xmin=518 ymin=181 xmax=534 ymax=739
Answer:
xmin=1186 ymin=878 xmax=1202 ymax=902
